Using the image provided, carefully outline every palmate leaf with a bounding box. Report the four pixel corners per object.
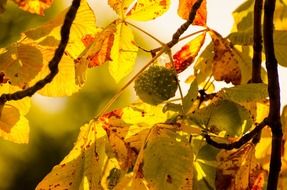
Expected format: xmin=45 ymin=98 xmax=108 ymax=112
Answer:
xmin=108 ymin=21 xmax=138 ymax=83
xmin=126 ymin=0 xmax=171 ymax=21
xmin=216 ymin=143 xmax=264 ymax=190
xmin=12 ymin=0 xmax=53 ymax=15
xmin=177 ymin=0 xmax=207 ymax=26
xmin=173 ymin=32 xmax=206 ymax=73
xmin=0 ymin=36 xmax=43 ymax=88
xmin=0 ymin=84 xmax=30 ymax=144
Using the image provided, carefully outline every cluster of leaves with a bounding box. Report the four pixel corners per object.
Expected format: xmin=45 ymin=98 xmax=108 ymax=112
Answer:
xmin=0 ymin=0 xmax=287 ymax=189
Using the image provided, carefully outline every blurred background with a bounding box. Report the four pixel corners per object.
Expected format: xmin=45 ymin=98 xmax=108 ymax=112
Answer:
xmin=0 ymin=0 xmax=286 ymax=189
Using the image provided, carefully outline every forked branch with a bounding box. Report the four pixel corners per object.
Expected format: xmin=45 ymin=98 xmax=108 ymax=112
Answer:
xmin=0 ymin=0 xmax=81 ymax=105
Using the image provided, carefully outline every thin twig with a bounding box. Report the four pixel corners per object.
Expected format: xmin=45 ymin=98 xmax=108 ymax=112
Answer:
xmin=0 ymin=0 xmax=81 ymax=105
xmin=203 ymin=118 xmax=269 ymax=150
xmin=151 ymin=0 xmax=204 ymax=55
xmin=263 ymin=0 xmax=283 ymax=189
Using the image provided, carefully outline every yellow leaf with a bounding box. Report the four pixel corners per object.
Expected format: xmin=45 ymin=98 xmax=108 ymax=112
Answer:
xmin=0 ymin=104 xmax=29 ymax=144
xmin=30 ymin=46 xmax=79 ymax=96
xmin=108 ymin=0 xmax=134 ymax=19
xmin=109 ymin=21 xmax=138 ymax=83
xmin=126 ymin=0 xmax=170 ymax=21
xmin=178 ymin=0 xmax=207 ymax=26
xmin=0 ymin=83 xmax=31 ymax=115
xmin=209 ymin=30 xmax=253 ymax=85
xmin=36 ymin=120 xmax=110 ymax=190
xmin=12 ymin=0 xmax=53 ymax=15
xmin=83 ymin=24 xmax=117 ymax=68
xmin=25 ymin=0 xmax=99 ymax=59
xmin=0 ymin=36 xmax=44 ymax=88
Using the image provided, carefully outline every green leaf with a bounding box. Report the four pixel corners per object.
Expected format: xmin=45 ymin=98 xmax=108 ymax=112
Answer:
xmin=217 ymin=83 xmax=268 ymax=103
xmin=189 ymin=100 xmax=253 ymax=136
xmin=109 ymin=21 xmax=138 ymax=83
xmin=126 ymin=0 xmax=170 ymax=21
xmin=142 ymin=126 xmax=193 ymax=190
xmin=193 ymin=143 xmax=218 ymax=190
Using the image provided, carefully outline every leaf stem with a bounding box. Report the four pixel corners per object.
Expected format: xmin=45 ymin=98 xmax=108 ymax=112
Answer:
xmin=125 ymin=21 xmax=164 ymax=45
xmin=0 ymin=0 xmax=81 ymax=105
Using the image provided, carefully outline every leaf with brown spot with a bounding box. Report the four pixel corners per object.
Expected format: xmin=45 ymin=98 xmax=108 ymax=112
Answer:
xmin=12 ymin=0 xmax=53 ymax=15
xmin=172 ymin=32 xmax=206 ymax=73
xmin=209 ymin=30 xmax=242 ymax=85
xmin=36 ymin=120 xmax=115 ymax=190
xmin=216 ymin=143 xmax=265 ymax=190
xmin=178 ymin=0 xmax=207 ymax=26
xmin=126 ymin=0 xmax=171 ymax=21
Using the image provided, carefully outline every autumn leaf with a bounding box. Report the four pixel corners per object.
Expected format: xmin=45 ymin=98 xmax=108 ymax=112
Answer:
xmin=172 ymin=32 xmax=206 ymax=73
xmin=0 ymin=84 xmax=30 ymax=144
xmin=25 ymin=0 xmax=99 ymax=59
xmin=178 ymin=0 xmax=207 ymax=26
xmin=216 ymin=143 xmax=264 ymax=190
xmin=126 ymin=0 xmax=171 ymax=21
xmin=29 ymin=46 xmax=79 ymax=96
xmin=81 ymin=24 xmax=117 ymax=68
xmin=36 ymin=120 xmax=112 ymax=190
xmin=0 ymin=36 xmax=43 ymax=88
xmin=108 ymin=0 xmax=134 ymax=19
xmin=108 ymin=21 xmax=138 ymax=83
xmin=209 ymin=30 xmax=243 ymax=85
xmin=12 ymin=0 xmax=53 ymax=15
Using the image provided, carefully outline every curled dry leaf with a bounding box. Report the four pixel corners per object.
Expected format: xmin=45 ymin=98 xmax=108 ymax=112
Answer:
xmin=177 ymin=0 xmax=207 ymax=26
xmin=13 ymin=0 xmax=53 ymax=15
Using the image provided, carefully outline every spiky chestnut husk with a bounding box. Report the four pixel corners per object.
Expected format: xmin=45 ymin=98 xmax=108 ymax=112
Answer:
xmin=134 ymin=66 xmax=178 ymax=105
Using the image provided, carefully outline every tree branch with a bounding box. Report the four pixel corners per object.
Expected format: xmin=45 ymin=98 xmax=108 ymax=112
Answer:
xmin=203 ymin=118 xmax=269 ymax=150
xmin=263 ymin=0 xmax=283 ymax=189
xmin=0 ymin=0 xmax=81 ymax=105
xmin=151 ymin=0 xmax=204 ymax=55
xmin=251 ymin=0 xmax=263 ymax=83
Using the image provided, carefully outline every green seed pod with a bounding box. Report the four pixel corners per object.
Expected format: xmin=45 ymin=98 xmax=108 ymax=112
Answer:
xmin=134 ymin=66 xmax=178 ymax=105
